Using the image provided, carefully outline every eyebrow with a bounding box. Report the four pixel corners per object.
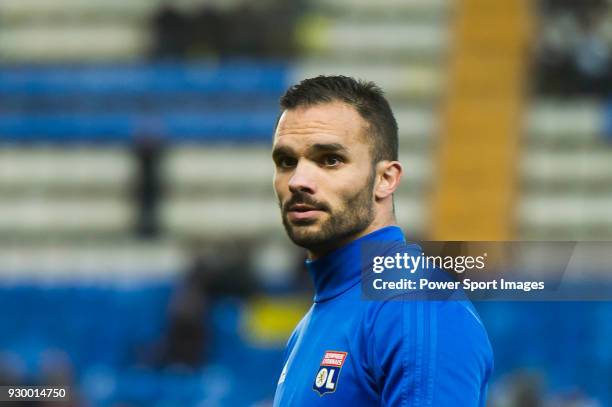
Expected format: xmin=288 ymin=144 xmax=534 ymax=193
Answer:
xmin=272 ymin=143 xmax=348 ymax=159
xmin=307 ymin=143 xmax=348 ymax=155
xmin=271 ymin=145 xmax=294 ymax=161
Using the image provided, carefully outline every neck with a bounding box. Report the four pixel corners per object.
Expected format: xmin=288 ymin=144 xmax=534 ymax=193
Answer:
xmin=307 ymin=215 xmax=397 ymax=260
xmin=304 ymin=224 xmax=406 ymax=303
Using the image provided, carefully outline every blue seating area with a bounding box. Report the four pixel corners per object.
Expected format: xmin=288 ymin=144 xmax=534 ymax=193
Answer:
xmin=476 ymin=301 xmax=612 ymax=405
xmin=0 ymin=111 xmax=278 ymax=143
xmin=0 ymin=282 xmax=610 ymax=406
xmin=0 ymin=283 xmax=173 ymax=371
xmin=0 ymin=282 xmax=285 ymax=406
xmin=0 ymin=62 xmax=290 ymax=144
xmin=0 ymin=63 xmax=289 ymax=95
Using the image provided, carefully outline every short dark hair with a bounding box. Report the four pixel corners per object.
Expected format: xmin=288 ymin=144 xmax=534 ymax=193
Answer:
xmin=278 ymin=75 xmax=398 ymax=162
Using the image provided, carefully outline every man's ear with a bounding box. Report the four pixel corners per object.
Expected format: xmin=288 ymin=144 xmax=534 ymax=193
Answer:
xmin=374 ymin=161 xmax=403 ymax=200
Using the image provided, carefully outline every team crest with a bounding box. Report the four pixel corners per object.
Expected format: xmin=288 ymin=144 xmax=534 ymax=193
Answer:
xmin=312 ymin=350 xmax=348 ymax=396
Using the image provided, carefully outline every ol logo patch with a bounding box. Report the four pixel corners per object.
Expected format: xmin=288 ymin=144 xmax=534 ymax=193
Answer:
xmin=312 ymin=350 xmax=348 ymax=396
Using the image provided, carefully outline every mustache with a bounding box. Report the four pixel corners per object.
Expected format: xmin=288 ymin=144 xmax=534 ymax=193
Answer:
xmin=282 ymin=192 xmax=330 ymax=213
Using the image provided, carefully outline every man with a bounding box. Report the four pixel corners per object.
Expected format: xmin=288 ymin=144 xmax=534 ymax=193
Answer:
xmin=271 ymin=76 xmax=493 ymax=406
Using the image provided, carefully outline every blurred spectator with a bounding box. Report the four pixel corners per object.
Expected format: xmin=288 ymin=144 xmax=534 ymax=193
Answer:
xmin=0 ymin=353 xmax=26 ymax=389
xmin=535 ymin=0 xmax=612 ymax=96
xmin=489 ymin=371 xmax=544 ymax=407
xmin=144 ymin=240 xmax=255 ymax=369
xmin=547 ymin=390 xmax=602 ymax=407
xmin=38 ymin=349 xmax=84 ymax=407
xmin=151 ymin=2 xmax=300 ymax=59
xmin=132 ymin=135 xmax=165 ymax=239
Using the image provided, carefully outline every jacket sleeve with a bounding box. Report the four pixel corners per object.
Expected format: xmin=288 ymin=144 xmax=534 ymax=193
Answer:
xmin=366 ymin=299 xmax=493 ymax=407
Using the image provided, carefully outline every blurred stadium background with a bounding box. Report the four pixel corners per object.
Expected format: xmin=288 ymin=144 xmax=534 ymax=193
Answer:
xmin=0 ymin=0 xmax=611 ymax=405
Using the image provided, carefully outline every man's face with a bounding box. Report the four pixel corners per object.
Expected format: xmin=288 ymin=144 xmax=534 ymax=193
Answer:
xmin=272 ymin=101 xmax=376 ymax=251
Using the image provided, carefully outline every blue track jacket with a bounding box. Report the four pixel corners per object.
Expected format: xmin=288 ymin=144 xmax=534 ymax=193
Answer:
xmin=273 ymin=226 xmax=493 ymax=406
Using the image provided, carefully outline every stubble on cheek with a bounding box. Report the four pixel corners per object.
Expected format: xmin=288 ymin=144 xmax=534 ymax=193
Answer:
xmin=279 ymin=175 xmax=375 ymax=250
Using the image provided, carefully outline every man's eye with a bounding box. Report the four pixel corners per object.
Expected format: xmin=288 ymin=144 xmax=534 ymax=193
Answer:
xmin=278 ymin=156 xmax=297 ymax=168
xmin=322 ymin=155 xmax=343 ymax=167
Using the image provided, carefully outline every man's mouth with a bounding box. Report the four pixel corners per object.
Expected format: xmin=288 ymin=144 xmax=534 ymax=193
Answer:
xmin=286 ymin=204 xmax=325 ymax=222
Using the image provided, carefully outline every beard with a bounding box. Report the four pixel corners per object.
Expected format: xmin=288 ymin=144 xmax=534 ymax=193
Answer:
xmin=279 ymin=172 xmax=375 ymax=252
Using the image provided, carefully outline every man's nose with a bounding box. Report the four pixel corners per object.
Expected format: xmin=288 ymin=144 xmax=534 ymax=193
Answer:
xmin=288 ymin=161 xmax=316 ymax=194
